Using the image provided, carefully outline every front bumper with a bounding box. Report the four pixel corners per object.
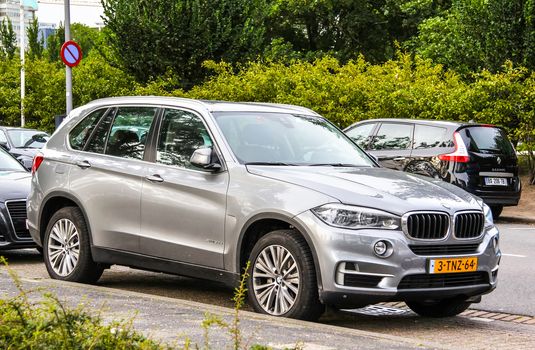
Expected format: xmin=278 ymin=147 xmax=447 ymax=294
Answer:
xmin=0 ymin=201 xmax=37 ymax=250
xmin=294 ymin=211 xmax=500 ymax=308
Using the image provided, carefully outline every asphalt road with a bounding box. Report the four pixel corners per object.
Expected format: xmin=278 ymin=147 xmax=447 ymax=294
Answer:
xmin=1 ymin=223 xmax=535 ymax=349
xmin=477 ymin=223 xmax=535 ymax=316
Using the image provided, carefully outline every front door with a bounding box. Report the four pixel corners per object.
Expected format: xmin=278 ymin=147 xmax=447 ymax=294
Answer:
xmin=139 ymin=108 xmax=228 ymax=269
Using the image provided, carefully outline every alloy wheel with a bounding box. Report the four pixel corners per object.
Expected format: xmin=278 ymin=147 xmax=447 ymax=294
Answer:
xmin=252 ymin=245 xmax=300 ymax=315
xmin=47 ymin=218 xmax=80 ymax=277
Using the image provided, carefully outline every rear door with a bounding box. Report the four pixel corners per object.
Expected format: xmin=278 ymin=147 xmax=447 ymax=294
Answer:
xmin=408 ymin=123 xmax=449 ymax=177
xmin=369 ymin=122 xmax=413 ymax=170
xmin=69 ymin=106 xmax=157 ymax=252
xmin=459 ymin=126 xmax=518 ymax=190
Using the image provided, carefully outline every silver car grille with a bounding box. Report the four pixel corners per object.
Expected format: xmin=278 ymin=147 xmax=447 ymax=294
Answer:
xmin=454 ymin=212 xmax=484 ymax=239
xmin=405 ymin=213 xmax=450 ymax=240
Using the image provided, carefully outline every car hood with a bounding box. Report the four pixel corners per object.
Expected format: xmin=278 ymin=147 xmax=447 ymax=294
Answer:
xmin=246 ymin=166 xmax=482 ymax=215
xmin=0 ymin=171 xmax=31 ymax=202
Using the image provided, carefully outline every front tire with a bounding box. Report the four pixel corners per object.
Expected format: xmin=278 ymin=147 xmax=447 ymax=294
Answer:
xmin=43 ymin=206 xmax=103 ymax=283
xmin=406 ymin=298 xmax=471 ymax=317
xmin=247 ymin=229 xmax=324 ymax=321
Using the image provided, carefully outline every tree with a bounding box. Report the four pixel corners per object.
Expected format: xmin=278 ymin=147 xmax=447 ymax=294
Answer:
xmin=415 ymin=0 xmax=535 ymax=74
xmin=46 ymin=24 xmax=64 ymax=62
xmin=102 ymin=0 xmax=268 ymax=88
xmin=27 ymin=18 xmax=44 ymax=59
xmin=71 ymin=23 xmax=100 ymax=56
xmin=0 ymin=18 xmax=17 ymax=59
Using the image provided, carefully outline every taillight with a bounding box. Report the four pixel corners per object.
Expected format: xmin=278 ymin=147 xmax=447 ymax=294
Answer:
xmin=32 ymin=153 xmax=44 ymax=174
xmin=438 ymin=132 xmax=470 ymax=163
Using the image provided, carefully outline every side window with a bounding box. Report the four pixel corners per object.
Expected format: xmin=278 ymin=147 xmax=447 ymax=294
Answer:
xmin=371 ymin=123 xmax=413 ymax=150
xmin=345 ymin=123 xmax=376 ymax=148
xmin=85 ymin=109 xmax=115 ymax=154
xmin=69 ymin=108 xmax=107 ymax=150
xmin=0 ymin=130 xmax=7 ymax=144
xmin=156 ymin=109 xmax=213 ymax=169
xmin=105 ymin=107 xmax=157 ymax=160
xmin=413 ymin=125 xmax=447 ymax=149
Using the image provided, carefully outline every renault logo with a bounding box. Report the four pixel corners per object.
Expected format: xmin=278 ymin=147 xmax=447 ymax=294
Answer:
xmin=497 ymin=157 xmax=502 ymax=165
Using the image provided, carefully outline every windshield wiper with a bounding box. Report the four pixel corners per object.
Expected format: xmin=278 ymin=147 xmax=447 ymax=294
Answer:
xmin=245 ymin=162 xmax=298 ymax=166
xmin=309 ymin=163 xmax=363 ymax=167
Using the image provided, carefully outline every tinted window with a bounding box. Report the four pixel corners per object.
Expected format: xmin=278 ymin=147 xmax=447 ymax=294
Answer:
xmin=371 ymin=123 xmax=413 ymax=150
xmin=413 ymin=125 xmax=448 ymax=149
xmin=157 ymin=109 xmax=213 ymax=169
xmin=345 ymin=123 xmax=375 ymax=148
xmin=105 ymin=107 xmax=156 ymax=159
xmin=69 ymin=108 xmax=107 ymax=150
xmin=464 ymin=126 xmax=515 ymax=156
xmin=85 ymin=109 xmax=115 ymax=154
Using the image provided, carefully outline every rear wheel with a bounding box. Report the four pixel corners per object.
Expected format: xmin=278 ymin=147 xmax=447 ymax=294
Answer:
xmin=406 ymin=298 xmax=471 ymax=317
xmin=247 ymin=229 xmax=324 ymax=321
xmin=490 ymin=205 xmax=503 ymax=219
xmin=43 ymin=207 xmax=103 ymax=283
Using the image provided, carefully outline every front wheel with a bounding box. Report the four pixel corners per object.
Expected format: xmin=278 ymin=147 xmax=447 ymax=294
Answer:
xmin=406 ymin=298 xmax=471 ymax=317
xmin=247 ymin=229 xmax=324 ymax=321
xmin=43 ymin=206 xmax=104 ymax=283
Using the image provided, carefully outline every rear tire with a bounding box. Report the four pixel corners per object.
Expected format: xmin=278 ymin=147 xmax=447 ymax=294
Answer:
xmin=43 ymin=206 xmax=103 ymax=283
xmin=406 ymin=298 xmax=471 ymax=317
xmin=247 ymin=229 xmax=324 ymax=321
xmin=490 ymin=205 xmax=503 ymax=219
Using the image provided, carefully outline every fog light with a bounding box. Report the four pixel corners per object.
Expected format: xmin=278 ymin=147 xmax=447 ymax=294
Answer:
xmin=373 ymin=240 xmax=392 ymax=258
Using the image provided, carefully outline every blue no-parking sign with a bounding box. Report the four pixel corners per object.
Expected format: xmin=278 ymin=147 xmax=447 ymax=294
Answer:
xmin=60 ymin=41 xmax=83 ymax=68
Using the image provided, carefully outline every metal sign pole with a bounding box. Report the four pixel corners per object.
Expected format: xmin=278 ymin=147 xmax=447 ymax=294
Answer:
xmin=19 ymin=0 xmax=25 ymax=127
xmin=65 ymin=0 xmax=72 ymax=115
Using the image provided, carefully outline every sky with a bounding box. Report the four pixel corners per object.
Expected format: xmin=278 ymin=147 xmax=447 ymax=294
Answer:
xmin=36 ymin=4 xmax=104 ymax=27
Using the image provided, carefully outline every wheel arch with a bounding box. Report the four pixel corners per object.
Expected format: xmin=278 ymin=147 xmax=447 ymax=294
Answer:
xmin=39 ymin=191 xmax=93 ymax=246
xmin=236 ymin=213 xmax=323 ymax=290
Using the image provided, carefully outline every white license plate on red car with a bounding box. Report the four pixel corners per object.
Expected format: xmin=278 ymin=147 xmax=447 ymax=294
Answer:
xmin=484 ymin=177 xmax=508 ymax=186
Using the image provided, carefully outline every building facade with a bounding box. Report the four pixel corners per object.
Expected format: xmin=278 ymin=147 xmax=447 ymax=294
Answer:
xmin=0 ymin=0 xmax=38 ymax=47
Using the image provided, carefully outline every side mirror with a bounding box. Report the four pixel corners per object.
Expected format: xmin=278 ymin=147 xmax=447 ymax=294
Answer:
xmin=190 ymin=147 xmax=222 ymax=171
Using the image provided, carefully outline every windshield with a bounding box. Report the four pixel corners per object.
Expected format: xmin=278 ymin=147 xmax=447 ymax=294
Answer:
xmin=0 ymin=148 xmax=26 ymax=171
xmin=7 ymin=130 xmax=50 ymax=149
xmin=213 ymin=112 xmax=375 ymax=166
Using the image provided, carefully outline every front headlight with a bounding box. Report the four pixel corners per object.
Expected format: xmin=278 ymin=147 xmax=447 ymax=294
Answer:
xmin=483 ymin=203 xmax=494 ymax=229
xmin=312 ymin=204 xmax=401 ymax=230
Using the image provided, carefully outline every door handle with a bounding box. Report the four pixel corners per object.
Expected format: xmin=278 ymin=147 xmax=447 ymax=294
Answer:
xmin=145 ymin=174 xmax=164 ymax=183
xmin=75 ymin=160 xmax=91 ymax=169
xmin=393 ymin=157 xmax=406 ymax=161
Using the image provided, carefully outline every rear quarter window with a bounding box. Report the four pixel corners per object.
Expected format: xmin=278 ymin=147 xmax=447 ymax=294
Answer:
xmin=463 ymin=126 xmax=515 ymax=156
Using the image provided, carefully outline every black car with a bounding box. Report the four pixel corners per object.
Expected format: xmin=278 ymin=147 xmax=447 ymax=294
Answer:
xmin=0 ymin=127 xmax=50 ymax=170
xmin=0 ymin=147 xmax=35 ymax=250
xmin=344 ymin=119 xmax=521 ymax=218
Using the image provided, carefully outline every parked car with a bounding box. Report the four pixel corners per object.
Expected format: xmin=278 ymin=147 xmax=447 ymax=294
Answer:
xmin=344 ymin=119 xmax=521 ymax=218
xmin=28 ymin=97 xmax=500 ymax=320
xmin=0 ymin=127 xmax=50 ymax=170
xmin=0 ymin=147 xmax=36 ymax=250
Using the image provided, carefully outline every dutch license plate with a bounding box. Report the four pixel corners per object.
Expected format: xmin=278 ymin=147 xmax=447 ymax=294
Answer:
xmin=484 ymin=177 xmax=508 ymax=186
xmin=429 ymin=257 xmax=478 ymax=274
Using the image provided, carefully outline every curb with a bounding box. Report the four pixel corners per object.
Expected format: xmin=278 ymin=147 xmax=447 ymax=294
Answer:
xmin=18 ymin=276 xmax=454 ymax=350
xmin=496 ymin=216 xmax=535 ymax=225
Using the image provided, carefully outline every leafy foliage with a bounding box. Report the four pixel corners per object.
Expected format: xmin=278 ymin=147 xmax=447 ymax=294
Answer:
xmin=27 ymin=18 xmax=44 ymax=60
xmin=102 ymin=0 xmax=268 ymax=88
xmin=0 ymin=18 xmax=17 ymax=59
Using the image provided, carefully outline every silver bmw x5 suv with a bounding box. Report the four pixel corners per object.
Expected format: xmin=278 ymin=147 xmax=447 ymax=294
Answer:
xmin=28 ymin=97 xmax=500 ymax=320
